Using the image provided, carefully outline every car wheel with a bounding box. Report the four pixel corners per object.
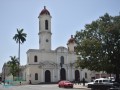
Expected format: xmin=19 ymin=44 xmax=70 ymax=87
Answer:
xmin=88 ymin=84 xmax=91 ymax=88
xmin=59 ymin=85 xmax=61 ymax=88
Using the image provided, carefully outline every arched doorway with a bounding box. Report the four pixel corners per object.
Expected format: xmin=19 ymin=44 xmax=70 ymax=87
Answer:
xmin=75 ymin=70 xmax=80 ymax=81
xmin=45 ymin=70 xmax=51 ymax=82
xmin=60 ymin=68 xmax=66 ymax=80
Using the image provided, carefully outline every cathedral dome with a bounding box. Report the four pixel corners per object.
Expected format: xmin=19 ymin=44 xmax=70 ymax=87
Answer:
xmin=67 ymin=35 xmax=75 ymax=45
xmin=40 ymin=6 xmax=50 ymax=16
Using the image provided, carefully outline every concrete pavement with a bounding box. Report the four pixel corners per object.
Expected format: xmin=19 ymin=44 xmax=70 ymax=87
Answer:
xmin=0 ymin=83 xmax=91 ymax=90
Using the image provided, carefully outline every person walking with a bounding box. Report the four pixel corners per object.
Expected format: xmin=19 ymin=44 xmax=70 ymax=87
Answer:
xmin=82 ymin=78 xmax=85 ymax=86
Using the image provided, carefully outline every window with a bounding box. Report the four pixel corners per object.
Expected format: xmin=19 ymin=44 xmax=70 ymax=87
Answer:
xmin=85 ymin=72 xmax=87 ymax=78
xmin=45 ymin=20 xmax=48 ymax=30
xmin=99 ymin=80 xmax=102 ymax=83
xmin=46 ymin=39 xmax=49 ymax=42
xmin=35 ymin=73 xmax=38 ymax=80
xmin=60 ymin=56 xmax=64 ymax=64
xmin=34 ymin=56 xmax=37 ymax=62
xmin=95 ymin=80 xmax=98 ymax=83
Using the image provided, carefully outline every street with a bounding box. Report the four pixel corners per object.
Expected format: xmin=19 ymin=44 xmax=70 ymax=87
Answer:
xmin=0 ymin=84 xmax=91 ymax=90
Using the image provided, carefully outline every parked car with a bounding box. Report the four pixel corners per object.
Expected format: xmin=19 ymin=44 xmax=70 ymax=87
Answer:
xmin=58 ymin=80 xmax=73 ymax=88
xmin=108 ymin=77 xmax=115 ymax=82
xmin=87 ymin=78 xmax=113 ymax=88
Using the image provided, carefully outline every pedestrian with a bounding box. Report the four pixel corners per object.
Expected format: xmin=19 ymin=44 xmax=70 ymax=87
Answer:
xmin=78 ymin=78 xmax=80 ymax=85
xmin=7 ymin=81 xmax=9 ymax=84
xmin=82 ymin=78 xmax=85 ymax=86
xmin=29 ymin=80 xmax=32 ymax=84
xmin=20 ymin=81 xmax=21 ymax=85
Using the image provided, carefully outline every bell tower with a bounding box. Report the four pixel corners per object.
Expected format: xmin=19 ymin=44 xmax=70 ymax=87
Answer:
xmin=67 ymin=35 xmax=76 ymax=52
xmin=38 ymin=6 xmax=52 ymax=51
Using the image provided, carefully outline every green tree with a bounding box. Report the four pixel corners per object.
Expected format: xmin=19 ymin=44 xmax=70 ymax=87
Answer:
xmin=7 ymin=56 xmax=19 ymax=80
xmin=13 ymin=28 xmax=27 ymax=64
xmin=75 ymin=13 xmax=120 ymax=82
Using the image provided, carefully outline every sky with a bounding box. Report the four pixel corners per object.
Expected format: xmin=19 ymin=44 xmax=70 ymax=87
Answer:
xmin=0 ymin=0 xmax=120 ymax=72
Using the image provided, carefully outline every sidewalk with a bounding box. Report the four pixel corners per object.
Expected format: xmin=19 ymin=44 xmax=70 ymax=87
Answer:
xmin=74 ymin=84 xmax=90 ymax=89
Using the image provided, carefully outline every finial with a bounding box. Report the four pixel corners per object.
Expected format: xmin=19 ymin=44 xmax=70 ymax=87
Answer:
xmin=71 ymin=35 xmax=73 ymax=38
xmin=44 ymin=6 xmax=46 ymax=9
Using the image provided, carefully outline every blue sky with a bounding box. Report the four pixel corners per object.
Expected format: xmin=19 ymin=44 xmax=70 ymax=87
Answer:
xmin=0 ymin=0 xmax=120 ymax=72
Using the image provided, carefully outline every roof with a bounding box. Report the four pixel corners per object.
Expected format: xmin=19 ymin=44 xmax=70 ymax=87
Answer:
xmin=40 ymin=6 xmax=50 ymax=16
xmin=67 ymin=35 xmax=75 ymax=45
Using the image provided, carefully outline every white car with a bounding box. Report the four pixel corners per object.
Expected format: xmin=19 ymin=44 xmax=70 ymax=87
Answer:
xmin=87 ymin=78 xmax=113 ymax=88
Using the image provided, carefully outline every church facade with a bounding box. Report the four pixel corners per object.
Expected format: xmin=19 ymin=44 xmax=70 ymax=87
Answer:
xmin=25 ymin=6 xmax=95 ymax=84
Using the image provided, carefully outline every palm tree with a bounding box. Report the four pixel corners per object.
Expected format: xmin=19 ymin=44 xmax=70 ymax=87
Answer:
xmin=13 ymin=28 xmax=27 ymax=64
xmin=7 ymin=56 xmax=19 ymax=80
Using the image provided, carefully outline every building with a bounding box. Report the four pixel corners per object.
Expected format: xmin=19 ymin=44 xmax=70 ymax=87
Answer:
xmin=24 ymin=6 xmax=94 ymax=84
xmin=1 ymin=6 xmax=112 ymax=84
xmin=1 ymin=63 xmax=26 ymax=81
xmin=1 ymin=63 xmax=10 ymax=82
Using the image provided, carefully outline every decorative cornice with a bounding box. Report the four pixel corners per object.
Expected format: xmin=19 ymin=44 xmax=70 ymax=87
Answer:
xmin=39 ymin=61 xmax=58 ymax=67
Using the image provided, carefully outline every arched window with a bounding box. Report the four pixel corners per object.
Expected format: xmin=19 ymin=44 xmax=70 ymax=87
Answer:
xmin=34 ymin=56 xmax=37 ymax=62
xmin=45 ymin=20 xmax=48 ymax=30
xmin=85 ymin=72 xmax=87 ymax=78
xmin=35 ymin=73 xmax=38 ymax=80
xmin=60 ymin=56 xmax=64 ymax=64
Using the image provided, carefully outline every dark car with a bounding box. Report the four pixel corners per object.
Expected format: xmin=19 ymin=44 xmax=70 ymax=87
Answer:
xmin=58 ymin=80 xmax=73 ymax=88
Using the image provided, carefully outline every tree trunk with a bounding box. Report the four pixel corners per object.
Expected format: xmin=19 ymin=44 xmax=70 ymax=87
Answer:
xmin=18 ymin=40 xmax=20 ymax=64
xmin=13 ymin=75 xmax=14 ymax=81
xmin=18 ymin=40 xmax=20 ymax=80
xmin=115 ymin=72 xmax=119 ymax=82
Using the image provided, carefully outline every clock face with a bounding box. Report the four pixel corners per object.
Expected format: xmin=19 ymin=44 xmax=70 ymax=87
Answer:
xmin=46 ymin=39 xmax=49 ymax=42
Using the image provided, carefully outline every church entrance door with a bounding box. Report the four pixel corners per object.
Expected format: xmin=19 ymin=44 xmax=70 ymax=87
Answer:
xmin=75 ymin=70 xmax=80 ymax=81
xmin=60 ymin=68 xmax=66 ymax=80
xmin=45 ymin=70 xmax=51 ymax=82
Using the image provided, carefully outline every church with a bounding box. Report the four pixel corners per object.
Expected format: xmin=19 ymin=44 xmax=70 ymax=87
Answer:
xmin=24 ymin=6 xmax=95 ymax=84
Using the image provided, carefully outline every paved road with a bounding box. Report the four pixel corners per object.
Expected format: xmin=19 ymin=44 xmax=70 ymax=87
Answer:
xmin=0 ymin=84 xmax=90 ymax=90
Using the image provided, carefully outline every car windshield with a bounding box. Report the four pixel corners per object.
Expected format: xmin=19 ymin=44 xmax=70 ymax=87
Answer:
xmin=64 ymin=81 xmax=70 ymax=83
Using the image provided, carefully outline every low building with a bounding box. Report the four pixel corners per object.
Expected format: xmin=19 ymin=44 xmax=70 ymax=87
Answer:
xmin=1 ymin=63 xmax=10 ymax=81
